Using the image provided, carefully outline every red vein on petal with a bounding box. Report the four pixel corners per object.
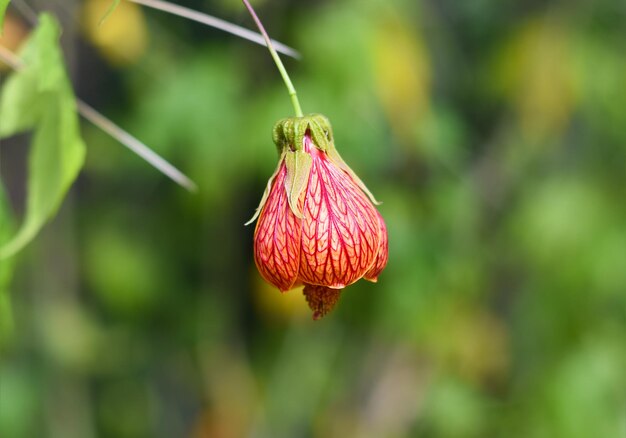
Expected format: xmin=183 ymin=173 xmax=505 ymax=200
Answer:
xmin=254 ymin=163 xmax=301 ymax=291
xmin=365 ymin=212 xmax=389 ymax=282
xmin=298 ymin=141 xmax=380 ymax=288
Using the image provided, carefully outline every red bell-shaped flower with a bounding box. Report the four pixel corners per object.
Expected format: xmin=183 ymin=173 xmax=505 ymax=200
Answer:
xmin=247 ymin=115 xmax=388 ymax=319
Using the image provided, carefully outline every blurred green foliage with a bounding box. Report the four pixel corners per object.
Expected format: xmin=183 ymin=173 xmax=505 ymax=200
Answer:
xmin=1 ymin=0 xmax=625 ymax=437
xmin=0 ymin=14 xmax=85 ymax=258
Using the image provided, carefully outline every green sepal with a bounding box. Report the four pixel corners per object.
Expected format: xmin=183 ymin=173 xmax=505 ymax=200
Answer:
xmin=255 ymin=113 xmax=379 ymax=224
xmin=306 ymin=114 xmax=333 ymax=152
xmin=272 ymin=114 xmax=380 ymax=206
xmin=272 ymin=113 xmax=332 ymax=153
xmin=325 ymin=145 xmax=381 ymax=205
xmin=284 ymin=150 xmax=312 ymax=218
xmin=272 ymin=117 xmax=297 ymax=151
xmin=245 ymin=152 xmax=286 ymax=226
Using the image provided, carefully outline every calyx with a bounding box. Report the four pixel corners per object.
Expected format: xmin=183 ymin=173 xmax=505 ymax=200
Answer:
xmin=246 ymin=114 xmax=380 ymax=226
xmin=272 ymin=114 xmax=333 ymax=154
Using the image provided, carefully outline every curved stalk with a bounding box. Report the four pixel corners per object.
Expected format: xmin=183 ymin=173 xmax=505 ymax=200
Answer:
xmin=242 ymin=0 xmax=303 ymax=117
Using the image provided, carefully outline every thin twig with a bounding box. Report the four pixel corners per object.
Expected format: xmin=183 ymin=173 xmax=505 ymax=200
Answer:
xmin=12 ymin=0 xmax=300 ymax=61
xmin=76 ymin=101 xmax=197 ymax=191
xmin=128 ymin=0 xmax=301 ymax=60
xmin=0 ymin=46 xmax=197 ymax=191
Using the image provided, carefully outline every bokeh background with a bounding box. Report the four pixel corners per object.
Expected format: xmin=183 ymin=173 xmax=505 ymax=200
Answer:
xmin=1 ymin=0 xmax=626 ymax=436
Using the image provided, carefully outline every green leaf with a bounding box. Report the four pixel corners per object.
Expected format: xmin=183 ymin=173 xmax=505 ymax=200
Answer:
xmin=0 ymin=14 xmax=67 ymax=136
xmin=0 ymin=181 xmax=15 ymax=343
xmin=0 ymin=14 xmax=86 ymax=259
xmin=99 ymin=0 xmax=121 ymax=26
xmin=0 ymin=0 xmax=9 ymax=34
xmin=0 ymin=289 xmax=13 ymax=346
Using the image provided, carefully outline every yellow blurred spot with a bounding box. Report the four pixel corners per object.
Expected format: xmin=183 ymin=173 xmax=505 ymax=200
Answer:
xmin=427 ymin=305 xmax=510 ymax=385
xmin=252 ymin=267 xmax=309 ymax=323
xmin=82 ymin=0 xmax=148 ymax=66
xmin=191 ymin=348 xmax=257 ymax=438
xmin=370 ymin=14 xmax=431 ymax=145
xmin=0 ymin=13 xmax=29 ymax=72
xmin=494 ymin=17 xmax=576 ymax=142
xmin=40 ymin=302 xmax=103 ymax=370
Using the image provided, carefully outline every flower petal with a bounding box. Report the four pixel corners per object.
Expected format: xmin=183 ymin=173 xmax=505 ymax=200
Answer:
xmin=364 ymin=212 xmax=389 ymax=282
xmin=253 ymin=162 xmax=301 ymax=291
xmin=299 ymin=145 xmax=381 ymax=288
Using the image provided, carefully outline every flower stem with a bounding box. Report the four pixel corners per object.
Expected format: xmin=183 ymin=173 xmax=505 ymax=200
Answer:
xmin=242 ymin=0 xmax=303 ymax=117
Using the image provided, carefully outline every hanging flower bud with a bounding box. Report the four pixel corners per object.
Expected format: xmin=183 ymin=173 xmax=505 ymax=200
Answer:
xmin=247 ymin=114 xmax=388 ymax=319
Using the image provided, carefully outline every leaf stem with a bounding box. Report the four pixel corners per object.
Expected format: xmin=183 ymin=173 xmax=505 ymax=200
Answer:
xmin=242 ymin=0 xmax=303 ymax=117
